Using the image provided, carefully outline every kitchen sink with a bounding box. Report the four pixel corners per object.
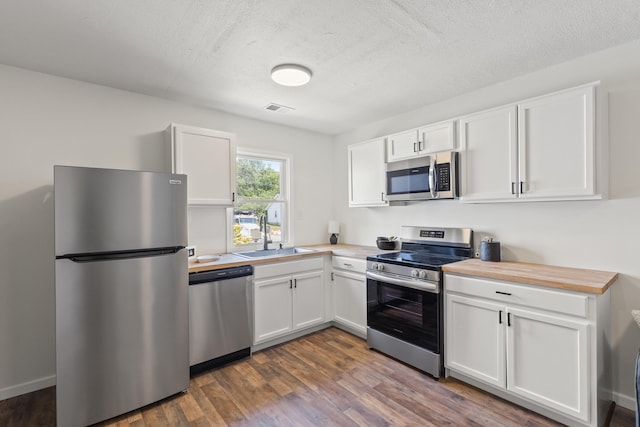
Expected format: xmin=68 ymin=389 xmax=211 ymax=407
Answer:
xmin=234 ymin=247 xmax=316 ymax=259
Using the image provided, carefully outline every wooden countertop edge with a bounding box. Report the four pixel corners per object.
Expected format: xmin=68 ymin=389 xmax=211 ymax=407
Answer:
xmin=442 ymin=259 xmax=618 ymax=295
xmin=188 ymin=244 xmax=382 ymax=273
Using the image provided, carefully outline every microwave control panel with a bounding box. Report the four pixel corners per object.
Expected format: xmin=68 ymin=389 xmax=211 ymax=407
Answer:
xmin=437 ymin=163 xmax=451 ymax=191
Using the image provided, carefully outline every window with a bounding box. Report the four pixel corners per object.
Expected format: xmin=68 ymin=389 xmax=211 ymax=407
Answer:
xmin=230 ymin=150 xmax=290 ymax=250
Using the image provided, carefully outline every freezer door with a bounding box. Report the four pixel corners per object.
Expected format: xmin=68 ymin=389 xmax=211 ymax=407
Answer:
xmin=54 ymin=166 xmax=187 ymax=256
xmin=55 ymin=251 xmax=189 ymax=427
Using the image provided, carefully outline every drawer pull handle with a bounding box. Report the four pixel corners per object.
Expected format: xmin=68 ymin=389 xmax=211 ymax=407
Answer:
xmin=495 ymin=291 xmax=512 ymax=296
xmin=344 ymin=263 xmax=353 ymax=267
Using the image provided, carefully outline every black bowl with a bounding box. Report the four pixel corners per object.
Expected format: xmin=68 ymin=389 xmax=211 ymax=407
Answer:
xmin=377 ymin=240 xmax=399 ymax=250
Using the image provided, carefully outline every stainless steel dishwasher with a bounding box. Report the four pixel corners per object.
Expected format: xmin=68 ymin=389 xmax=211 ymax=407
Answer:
xmin=188 ymin=265 xmax=253 ymax=375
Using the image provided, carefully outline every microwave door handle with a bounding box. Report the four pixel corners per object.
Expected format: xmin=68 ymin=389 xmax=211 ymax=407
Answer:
xmin=429 ymin=156 xmax=437 ymax=198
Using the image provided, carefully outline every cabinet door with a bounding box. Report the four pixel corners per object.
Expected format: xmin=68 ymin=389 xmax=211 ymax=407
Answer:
xmin=169 ymin=123 xmax=236 ymax=206
xmin=386 ymin=129 xmax=419 ymax=162
xmin=506 ymin=307 xmax=590 ymax=422
xmin=458 ymin=105 xmax=518 ymax=202
xmin=348 ymin=138 xmax=388 ymax=207
xmin=517 ymin=85 xmax=595 ymax=200
xmin=418 ymin=120 xmax=455 ymax=153
xmin=333 ymin=270 xmax=366 ymax=335
xmin=292 ymin=270 xmax=325 ymax=330
xmin=445 ymin=294 xmax=506 ymax=389
xmin=254 ymin=276 xmax=293 ymax=344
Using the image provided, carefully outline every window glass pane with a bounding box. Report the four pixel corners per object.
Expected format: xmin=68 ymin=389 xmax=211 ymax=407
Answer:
xmin=237 ymin=158 xmax=282 ymax=200
xmin=233 ymin=153 xmax=288 ymax=248
xmin=233 ymin=202 xmax=285 ymax=246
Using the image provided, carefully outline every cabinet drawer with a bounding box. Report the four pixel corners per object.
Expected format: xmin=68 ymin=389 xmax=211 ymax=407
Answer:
xmin=332 ymin=256 xmax=366 ymax=274
xmin=445 ymin=274 xmax=588 ymax=318
xmin=254 ymin=257 xmax=323 ymax=280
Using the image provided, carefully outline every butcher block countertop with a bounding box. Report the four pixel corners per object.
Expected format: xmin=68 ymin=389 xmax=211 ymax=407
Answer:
xmin=188 ymin=244 xmax=387 ymax=273
xmin=442 ymin=258 xmax=618 ymax=295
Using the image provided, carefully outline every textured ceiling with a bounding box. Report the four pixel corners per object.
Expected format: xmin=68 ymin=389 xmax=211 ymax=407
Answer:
xmin=1 ymin=1 xmax=640 ymax=135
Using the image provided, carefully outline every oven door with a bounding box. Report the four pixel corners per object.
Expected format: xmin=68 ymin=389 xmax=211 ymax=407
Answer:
xmin=366 ymin=272 xmax=441 ymax=353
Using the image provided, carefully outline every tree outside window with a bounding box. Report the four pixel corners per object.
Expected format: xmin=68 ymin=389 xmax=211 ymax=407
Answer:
xmin=232 ymin=153 xmax=289 ymax=247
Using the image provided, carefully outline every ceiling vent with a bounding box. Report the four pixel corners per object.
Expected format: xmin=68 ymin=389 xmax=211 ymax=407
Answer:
xmin=264 ymin=103 xmax=295 ymax=113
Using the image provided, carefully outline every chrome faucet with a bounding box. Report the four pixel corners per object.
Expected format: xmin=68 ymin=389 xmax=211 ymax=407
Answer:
xmin=260 ymin=213 xmax=272 ymax=250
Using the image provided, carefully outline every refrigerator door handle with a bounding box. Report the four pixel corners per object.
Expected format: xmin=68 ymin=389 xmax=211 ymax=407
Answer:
xmin=59 ymin=246 xmax=185 ymax=263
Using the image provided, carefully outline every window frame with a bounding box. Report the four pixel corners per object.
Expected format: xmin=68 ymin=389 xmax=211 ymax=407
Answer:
xmin=227 ymin=149 xmax=292 ymax=252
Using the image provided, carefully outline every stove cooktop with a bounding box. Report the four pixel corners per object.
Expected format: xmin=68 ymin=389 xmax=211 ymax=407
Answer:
xmin=367 ymin=250 xmax=469 ymax=270
xmin=368 ymin=226 xmax=473 ymax=270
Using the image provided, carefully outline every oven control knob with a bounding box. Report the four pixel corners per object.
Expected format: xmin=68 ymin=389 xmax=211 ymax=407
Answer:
xmin=411 ymin=269 xmax=418 ymax=277
xmin=370 ymin=263 xmax=378 ymax=271
xmin=418 ymin=270 xmax=428 ymax=279
xmin=376 ymin=263 xmax=384 ymax=271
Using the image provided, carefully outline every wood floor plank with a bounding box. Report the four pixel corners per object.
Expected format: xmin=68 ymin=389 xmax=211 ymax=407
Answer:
xmin=140 ymin=402 xmax=170 ymax=426
xmin=160 ymin=395 xmax=191 ymax=426
xmin=178 ymin=389 xmax=205 ymax=422
xmin=0 ymin=327 xmax=635 ymax=426
xmin=200 ymin=375 xmax=245 ymax=425
xmin=187 ymin=375 xmax=228 ymax=426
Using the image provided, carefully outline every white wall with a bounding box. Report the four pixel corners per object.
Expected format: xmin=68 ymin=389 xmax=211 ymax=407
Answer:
xmin=332 ymin=38 xmax=640 ymax=409
xmin=0 ymin=64 xmax=333 ymax=399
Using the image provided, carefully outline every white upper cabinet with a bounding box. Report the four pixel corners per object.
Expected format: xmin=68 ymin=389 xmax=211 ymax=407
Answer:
xmin=386 ymin=119 xmax=455 ymax=162
xmin=459 ymin=105 xmax=518 ymax=202
xmin=517 ymin=85 xmax=595 ymax=199
xmin=386 ymin=129 xmax=418 ymax=161
xmin=458 ymin=83 xmax=597 ymax=203
xmin=348 ymin=137 xmax=388 ymax=207
xmin=166 ymin=123 xmax=236 ymax=206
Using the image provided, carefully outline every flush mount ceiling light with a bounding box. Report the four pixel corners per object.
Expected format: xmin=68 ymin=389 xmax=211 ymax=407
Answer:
xmin=271 ymin=64 xmax=312 ymax=86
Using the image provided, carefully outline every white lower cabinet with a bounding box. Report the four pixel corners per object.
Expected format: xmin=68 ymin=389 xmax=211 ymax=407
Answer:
xmin=446 ymin=295 xmax=506 ymax=388
xmin=506 ymin=306 xmax=589 ymax=420
xmin=254 ymin=257 xmax=325 ymax=344
xmin=331 ymin=256 xmax=367 ymax=337
xmin=445 ymin=273 xmax=608 ymax=427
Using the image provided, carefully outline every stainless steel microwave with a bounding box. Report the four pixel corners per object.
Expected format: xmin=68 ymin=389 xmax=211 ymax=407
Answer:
xmin=386 ymin=151 xmax=459 ymax=202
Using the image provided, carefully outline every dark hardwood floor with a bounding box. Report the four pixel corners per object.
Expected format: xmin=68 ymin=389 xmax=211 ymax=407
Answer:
xmin=0 ymin=327 xmax=635 ymax=426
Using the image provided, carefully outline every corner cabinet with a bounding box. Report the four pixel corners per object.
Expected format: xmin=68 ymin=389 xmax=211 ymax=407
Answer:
xmin=386 ymin=119 xmax=455 ymax=162
xmin=348 ymin=138 xmax=388 ymax=207
xmin=445 ymin=272 xmax=610 ymax=427
xmin=253 ymin=257 xmax=325 ymax=345
xmin=458 ymin=83 xmax=597 ymax=202
xmin=166 ymin=123 xmax=236 ymax=206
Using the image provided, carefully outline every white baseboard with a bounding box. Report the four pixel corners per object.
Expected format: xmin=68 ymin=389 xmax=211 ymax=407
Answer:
xmin=612 ymin=389 xmax=636 ymax=411
xmin=0 ymin=375 xmax=55 ymax=402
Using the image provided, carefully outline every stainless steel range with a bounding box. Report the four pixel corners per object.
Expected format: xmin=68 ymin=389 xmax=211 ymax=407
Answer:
xmin=366 ymin=226 xmax=473 ymax=378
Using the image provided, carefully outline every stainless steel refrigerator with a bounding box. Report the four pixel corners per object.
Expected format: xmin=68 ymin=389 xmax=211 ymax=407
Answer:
xmin=54 ymin=166 xmax=189 ymax=427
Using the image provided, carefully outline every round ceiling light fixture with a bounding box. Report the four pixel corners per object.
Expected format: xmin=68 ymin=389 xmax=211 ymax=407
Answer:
xmin=271 ymin=64 xmax=312 ymax=86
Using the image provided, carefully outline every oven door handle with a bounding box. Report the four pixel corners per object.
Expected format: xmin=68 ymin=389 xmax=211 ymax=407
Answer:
xmin=367 ymin=271 xmax=439 ymax=293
